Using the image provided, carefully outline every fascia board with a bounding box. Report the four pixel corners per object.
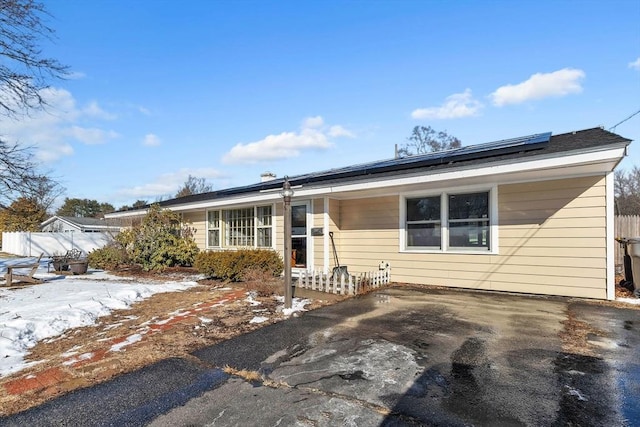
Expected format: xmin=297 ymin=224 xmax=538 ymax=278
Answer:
xmin=292 ymin=146 xmax=626 ymax=198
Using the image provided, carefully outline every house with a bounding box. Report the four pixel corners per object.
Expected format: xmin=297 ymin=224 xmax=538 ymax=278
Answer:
xmin=106 ymin=127 xmax=630 ymax=300
xmin=41 ymin=216 xmax=124 ymax=233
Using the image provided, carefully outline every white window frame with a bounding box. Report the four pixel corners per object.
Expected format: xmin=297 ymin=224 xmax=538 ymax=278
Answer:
xmin=206 ymin=204 xmax=275 ymax=249
xmin=256 ymin=205 xmax=273 ymax=248
xmin=400 ymin=185 xmax=498 ymax=254
xmin=206 ymin=210 xmax=221 ymax=248
xmin=225 ymin=207 xmax=255 ymax=247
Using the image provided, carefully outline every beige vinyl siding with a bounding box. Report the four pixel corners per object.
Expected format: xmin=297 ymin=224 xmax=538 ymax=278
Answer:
xmin=339 ymin=196 xmax=399 ymax=272
xmin=327 ymin=199 xmax=341 ymax=270
xmin=337 ymin=176 xmax=607 ymax=299
xmin=182 ymin=211 xmax=206 ymax=250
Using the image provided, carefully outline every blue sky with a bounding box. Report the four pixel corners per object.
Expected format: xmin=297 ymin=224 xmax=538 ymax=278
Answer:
xmin=2 ymin=0 xmax=639 ymax=208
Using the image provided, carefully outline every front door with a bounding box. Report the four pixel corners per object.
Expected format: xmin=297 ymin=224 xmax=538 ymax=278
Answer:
xmin=291 ymin=204 xmax=307 ymax=268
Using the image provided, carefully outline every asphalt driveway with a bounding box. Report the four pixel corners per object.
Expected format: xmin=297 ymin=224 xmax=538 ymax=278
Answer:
xmin=2 ymin=286 xmax=639 ymax=426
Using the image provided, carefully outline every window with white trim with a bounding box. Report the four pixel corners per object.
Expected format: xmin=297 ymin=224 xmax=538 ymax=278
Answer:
xmin=448 ymin=192 xmax=489 ymax=249
xmin=404 ymin=190 xmax=491 ymax=251
xmin=406 ymin=196 xmax=441 ymax=248
xmin=226 ymin=208 xmax=254 ymax=247
xmin=206 ymin=205 xmax=274 ymax=248
xmin=207 ymin=210 xmax=220 ymax=247
xmin=256 ymin=205 xmax=272 ymax=247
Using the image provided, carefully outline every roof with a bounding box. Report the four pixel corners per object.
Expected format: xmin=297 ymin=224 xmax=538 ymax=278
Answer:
xmin=114 ymin=127 xmax=630 ymax=212
xmin=41 ymin=216 xmax=125 ymax=229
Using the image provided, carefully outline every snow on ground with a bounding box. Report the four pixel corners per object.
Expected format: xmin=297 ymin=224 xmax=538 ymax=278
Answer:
xmin=0 ymin=262 xmax=198 ymax=377
xmin=0 ymin=256 xmax=313 ymax=378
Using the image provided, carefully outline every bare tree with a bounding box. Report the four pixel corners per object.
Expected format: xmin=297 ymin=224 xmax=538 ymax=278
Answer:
xmin=615 ymin=166 xmax=640 ymax=215
xmin=0 ymin=0 xmax=67 ymax=208
xmin=0 ymin=140 xmax=63 ymax=209
xmin=0 ymin=0 xmax=68 ymax=117
xmin=398 ymin=126 xmax=462 ymax=157
xmin=175 ymin=175 xmax=213 ymax=198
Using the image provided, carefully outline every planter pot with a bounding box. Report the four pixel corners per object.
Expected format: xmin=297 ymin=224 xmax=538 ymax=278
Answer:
xmin=69 ymin=261 xmax=88 ymax=275
xmin=52 ymin=260 xmax=69 ymax=271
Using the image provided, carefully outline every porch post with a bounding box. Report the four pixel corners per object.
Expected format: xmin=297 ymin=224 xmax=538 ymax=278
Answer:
xmin=281 ymin=177 xmax=294 ymax=308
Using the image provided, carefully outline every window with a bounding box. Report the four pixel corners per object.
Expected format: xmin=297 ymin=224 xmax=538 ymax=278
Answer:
xmin=256 ymin=206 xmax=272 ymax=247
xmin=448 ymin=192 xmax=489 ymax=249
xmin=207 ymin=210 xmax=220 ymax=247
xmin=226 ymin=208 xmax=254 ymax=247
xmin=207 ymin=205 xmax=274 ymax=248
xmin=404 ymin=190 xmax=492 ymax=252
xmin=406 ymin=196 xmax=441 ymax=248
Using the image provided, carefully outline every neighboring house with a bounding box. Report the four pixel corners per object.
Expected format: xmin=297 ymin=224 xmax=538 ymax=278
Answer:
xmin=106 ymin=127 xmax=630 ymax=300
xmin=41 ymin=216 xmax=124 ymax=233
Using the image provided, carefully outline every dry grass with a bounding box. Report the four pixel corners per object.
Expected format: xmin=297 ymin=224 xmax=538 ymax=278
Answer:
xmin=223 ymin=365 xmax=263 ymax=382
xmin=0 ymin=271 xmax=338 ymax=416
xmin=558 ymin=306 xmax=607 ymax=356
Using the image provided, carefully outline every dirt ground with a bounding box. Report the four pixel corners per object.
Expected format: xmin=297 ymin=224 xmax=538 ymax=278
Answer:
xmin=0 ymin=268 xmax=347 ymax=416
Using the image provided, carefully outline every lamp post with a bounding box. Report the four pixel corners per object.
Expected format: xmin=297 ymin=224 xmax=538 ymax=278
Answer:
xmin=280 ymin=177 xmax=294 ymax=309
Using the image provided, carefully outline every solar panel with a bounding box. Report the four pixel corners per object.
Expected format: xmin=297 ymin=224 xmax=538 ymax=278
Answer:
xmin=288 ymin=132 xmax=552 ymax=181
xmin=217 ymin=131 xmax=552 ymax=196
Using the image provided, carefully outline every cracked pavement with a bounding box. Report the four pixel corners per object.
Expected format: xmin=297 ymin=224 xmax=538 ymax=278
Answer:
xmin=2 ymin=286 xmax=640 ymax=426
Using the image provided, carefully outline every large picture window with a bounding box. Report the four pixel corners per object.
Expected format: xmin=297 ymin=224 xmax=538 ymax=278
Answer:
xmin=207 ymin=205 xmax=274 ymax=249
xmin=404 ymin=190 xmax=492 ymax=252
xmin=226 ymin=208 xmax=254 ymax=247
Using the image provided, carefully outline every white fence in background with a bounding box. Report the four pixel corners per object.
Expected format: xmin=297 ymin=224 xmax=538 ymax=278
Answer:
xmin=1 ymin=232 xmax=113 ymax=257
xmin=296 ymin=267 xmax=391 ymax=295
xmin=615 ymin=215 xmax=640 ymax=266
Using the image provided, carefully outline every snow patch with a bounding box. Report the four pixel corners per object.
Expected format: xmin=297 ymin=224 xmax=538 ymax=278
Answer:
xmin=0 ymin=271 xmax=197 ymax=377
xmin=109 ymin=334 xmax=143 ymax=352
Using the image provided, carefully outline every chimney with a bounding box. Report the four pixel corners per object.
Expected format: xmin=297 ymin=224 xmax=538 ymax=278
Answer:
xmin=261 ymin=172 xmax=277 ymax=182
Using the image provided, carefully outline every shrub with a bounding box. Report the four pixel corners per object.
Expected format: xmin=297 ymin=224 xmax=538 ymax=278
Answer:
xmin=116 ymin=204 xmax=200 ymax=271
xmin=242 ymin=267 xmax=282 ymax=296
xmin=194 ymin=249 xmax=283 ymax=282
xmin=88 ymin=244 xmax=129 ymax=270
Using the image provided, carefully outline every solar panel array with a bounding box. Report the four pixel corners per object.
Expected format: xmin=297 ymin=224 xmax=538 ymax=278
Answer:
xmin=181 ymin=131 xmax=552 ymax=200
xmin=282 ymin=131 xmax=552 ymax=185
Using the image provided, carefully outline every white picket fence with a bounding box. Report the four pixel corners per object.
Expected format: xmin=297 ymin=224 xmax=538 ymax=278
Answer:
xmin=1 ymin=232 xmax=113 ymax=257
xmin=296 ymin=267 xmax=391 ymax=295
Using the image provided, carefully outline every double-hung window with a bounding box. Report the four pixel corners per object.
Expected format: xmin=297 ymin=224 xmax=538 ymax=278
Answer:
xmin=207 ymin=211 xmax=220 ymax=247
xmin=448 ymin=192 xmax=489 ymax=249
xmin=256 ymin=206 xmax=272 ymax=247
xmin=406 ymin=196 xmax=442 ymax=248
xmin=404 ymin=190 xmax=492 ymax=252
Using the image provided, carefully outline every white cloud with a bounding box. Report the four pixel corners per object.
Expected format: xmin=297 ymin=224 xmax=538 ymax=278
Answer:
xmin=222 ymin=116 xmax=354 ymax=164
xmin=67 ymin=126 xmax=119 ymax=145
xmin=0 ymin=87 xmax=119 ymax=162
xmin=411 ymin=89 xmax=483 ymax=120
xmin=83 ymin=101 xmax=117 ymax=120
xmin=328 ymin=125 xmax=355 ymax=138
xmin=115 ymin=168 xmax=224 ymax=199
xmin=490 ymin=68 xmax=585 ymax=106
xmin=629 ymin=57 xmax=640 ymax=71
xmin=303 ymin=116 xmax=324 ymax=128
xmin=143 ymin=133 xmax=161 ymax=147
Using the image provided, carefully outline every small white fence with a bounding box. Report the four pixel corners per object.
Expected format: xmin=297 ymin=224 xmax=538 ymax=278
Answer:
xmin=296 ymin=267 xmax=391 ymax=295
xmin=1 ymin=232 xmax=113 ymax=257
